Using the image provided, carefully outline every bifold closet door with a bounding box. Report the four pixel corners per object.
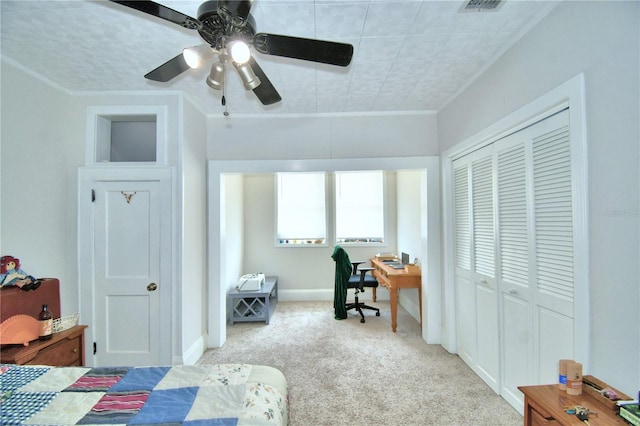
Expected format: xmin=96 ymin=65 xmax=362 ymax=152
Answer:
xmin=453 ymin=108 xmax=576 ymax=410
xmin=496 ymin=109 xmax=575 ymax=408
xmin=453 ymin=145 xmax=499 ymax=393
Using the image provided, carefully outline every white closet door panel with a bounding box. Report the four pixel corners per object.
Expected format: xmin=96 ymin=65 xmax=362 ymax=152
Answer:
xmin=472 ymin=157 xmax=495 ymax=278
xmin=454 ymin=165 xmax=471 ymax=271
xmin=497 ymin=142 xmax=530 ymax=292
xmin=456 ymin=273 xmax=477 ymax=366
xmin=501 ymin=293 xmax=531 ymax=407
xmin=532 ymin=120 xmax=574 ymax=313
xmin=537 ymin=306 xmax=573 ymax=384
xmin=476 ymin=283 xmax=499 ymax=392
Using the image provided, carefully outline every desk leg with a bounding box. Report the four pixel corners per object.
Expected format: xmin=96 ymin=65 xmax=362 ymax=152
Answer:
xmin=390 ymin=288 xmax=398 ymax=332
xmin=372 ymin=287 xmax=377 ymax=303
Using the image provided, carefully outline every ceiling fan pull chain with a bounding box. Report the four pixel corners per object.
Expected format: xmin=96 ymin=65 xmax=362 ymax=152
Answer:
xmin=222 ymin=93 xmax=229 ymax=117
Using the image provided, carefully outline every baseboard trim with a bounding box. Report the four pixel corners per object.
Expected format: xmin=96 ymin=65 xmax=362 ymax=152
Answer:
xmin=279 ymin=288 xmax=388 ymax=302
xmin=182 ymin=334 xmax=206 ymax=365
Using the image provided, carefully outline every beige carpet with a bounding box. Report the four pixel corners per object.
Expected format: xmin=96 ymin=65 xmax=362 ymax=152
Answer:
xmin=198 ymin=300 xmax=523 ymax=425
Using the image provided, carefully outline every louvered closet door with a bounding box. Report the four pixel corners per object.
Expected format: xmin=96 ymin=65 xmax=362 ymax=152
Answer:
xmin=496 ymin=109 xmax=574 ymax=408
xmin=453 ymin=162 xmax=475 ymax=368
xmin=471 ymin=155 xmax=499 ymax=391
xmin=531 ymin=111 xmax=574 ymax=380
xmin=496 ymin=134 xmax=533 ymax=406
xmin=453 ymin=145 xmax=499 ymax=392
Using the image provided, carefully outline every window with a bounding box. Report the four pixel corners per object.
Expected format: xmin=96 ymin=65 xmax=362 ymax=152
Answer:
xmin=335 ymin=171 xmax=384 ymax=244
xmin=276 ymin=172 xmax=326 ymax=245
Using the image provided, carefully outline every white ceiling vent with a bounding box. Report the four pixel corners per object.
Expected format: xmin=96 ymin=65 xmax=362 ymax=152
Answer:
xmin=460 ymin=0 xmax=504 ymax=12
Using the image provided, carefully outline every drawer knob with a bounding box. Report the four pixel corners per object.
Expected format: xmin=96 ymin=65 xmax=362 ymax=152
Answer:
xmin=147 ymin=282 xmax=158 ymax=292
xmin=73 ymin=348 xmax=78 ymax=353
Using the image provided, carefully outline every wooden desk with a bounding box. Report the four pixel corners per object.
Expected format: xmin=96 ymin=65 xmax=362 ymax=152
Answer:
xmin=370 ymin=258 xmax=421 ymax=332
xmin=518 ymin=383 xmax=629 ymax=425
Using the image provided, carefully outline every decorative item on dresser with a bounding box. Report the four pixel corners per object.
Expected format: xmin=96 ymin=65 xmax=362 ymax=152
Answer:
xmin=0 ymin=278 xmax=61 ymax=321
xmin=1 ymin=277 xmax=87 ymax=366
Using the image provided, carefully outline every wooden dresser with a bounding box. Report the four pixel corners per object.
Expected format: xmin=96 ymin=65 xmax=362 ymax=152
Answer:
xmin=518 ymin=378 xmax=631 ymax=425
xmin=1 ymin=325 xmax=87 ymax=366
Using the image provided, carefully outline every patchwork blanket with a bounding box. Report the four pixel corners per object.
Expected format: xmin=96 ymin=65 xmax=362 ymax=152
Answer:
xmin=0 ymin=363 xmax=288 ymax=425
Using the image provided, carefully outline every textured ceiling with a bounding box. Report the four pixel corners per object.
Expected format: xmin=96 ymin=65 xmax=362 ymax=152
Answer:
xmin=1 ymin=0 xmax=558 ymax=116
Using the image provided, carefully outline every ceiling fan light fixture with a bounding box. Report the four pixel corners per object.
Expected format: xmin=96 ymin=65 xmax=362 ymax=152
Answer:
xmin=229 ymin=41 xmax=251 ymax=64
xmin=234 ymin=62 xmax=261 ymax=90
xmin=206 ymin=61 xmax=226 ymax=90
xmin=183 ymin=43 xmax=214 ymax=69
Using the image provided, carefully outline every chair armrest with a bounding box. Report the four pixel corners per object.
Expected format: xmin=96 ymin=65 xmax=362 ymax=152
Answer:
xmin=356 ymin=266 xmax=375 ymax=289
xmin=350 ymin=260 xmax=367 ymax=275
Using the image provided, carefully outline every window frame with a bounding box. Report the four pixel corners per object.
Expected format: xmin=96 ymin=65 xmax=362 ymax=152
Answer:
xmin=274 ymin=171 xmax=329 ymax=247
xmin=274 ymin=170 xmax=387 ymax=247
xmin=333 ymin=170 xmax=386 ymax=247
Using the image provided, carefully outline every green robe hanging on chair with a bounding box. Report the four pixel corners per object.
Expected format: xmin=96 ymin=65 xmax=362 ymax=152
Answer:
xmin=332 ymin=246 xmax=351 ymax=320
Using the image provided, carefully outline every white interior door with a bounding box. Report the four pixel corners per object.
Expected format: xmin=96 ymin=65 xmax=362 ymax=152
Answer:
xmin=81 ymin=169 xmax=173 ymax=366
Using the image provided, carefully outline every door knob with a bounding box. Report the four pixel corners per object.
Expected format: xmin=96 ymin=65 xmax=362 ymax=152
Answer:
xmin=147 ymin=283 xmax=158 ymax=292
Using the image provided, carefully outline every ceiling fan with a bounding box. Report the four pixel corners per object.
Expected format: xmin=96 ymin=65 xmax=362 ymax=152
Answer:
xmin=110 ymin=0 xmax=354 ymax=107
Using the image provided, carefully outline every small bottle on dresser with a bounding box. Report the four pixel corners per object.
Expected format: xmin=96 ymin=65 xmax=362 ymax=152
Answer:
xmin=566 ymin=362 xmax=583 ymax=395
xmin=38 ymin=304 xmax=53 ymax=340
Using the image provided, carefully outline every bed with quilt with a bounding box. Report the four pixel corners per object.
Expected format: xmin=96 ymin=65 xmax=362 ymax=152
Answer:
xmin=0 ymin=363 xmax=288 ymax=425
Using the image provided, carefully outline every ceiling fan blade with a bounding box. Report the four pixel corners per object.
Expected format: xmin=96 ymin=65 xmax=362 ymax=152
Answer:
xmin=110 ymin=1 xmax=201 ymax=30
xmin=248 ymin=58 xmax=282 ymax=105
xmin=253 ymin=33 xmax=353 ymax=67
xmin=144 ymin=54 xmax=190 ymax=82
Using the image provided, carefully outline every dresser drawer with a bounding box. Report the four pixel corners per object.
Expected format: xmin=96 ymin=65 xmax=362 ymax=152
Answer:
xmin=530 ymin=407 xmax=559 ymax=426
xmin=27 ymin=335 xmax=82 ymax=366
xmin=1 ymin=325 xmax=87 ymax=366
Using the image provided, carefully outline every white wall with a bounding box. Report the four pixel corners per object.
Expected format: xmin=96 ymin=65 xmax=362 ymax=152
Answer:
xmin=206 ymin=172 xmax=244 ymax=347
xmin=207 ymin=112 xmax=438 ymax=160
xmin=438 ymin=1 xmax=639 ymax=395
xmin=221 ymin=174 xmax=244 ymax=311
xmin=1 ymin=61 xmax=80 ymax=315
xmin=396 ymin=170 xmax=423 ymax=316
xmin=180 ymin=98 xmax=208 ymax=364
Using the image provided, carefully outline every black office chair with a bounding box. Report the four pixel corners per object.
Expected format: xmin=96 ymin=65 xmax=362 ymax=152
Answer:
xmin=332 ymin=246 xmax=380 ymax=323
xmin=346 ymin=260 xmax=380 ymax=323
